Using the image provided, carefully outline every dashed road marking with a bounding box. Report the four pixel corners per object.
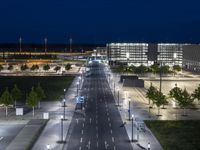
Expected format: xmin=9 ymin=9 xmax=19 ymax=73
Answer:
xmin=80 ymin=137 xmax=83 ymax=143
xmin=112 ymin=137 xmax=115 ymax=142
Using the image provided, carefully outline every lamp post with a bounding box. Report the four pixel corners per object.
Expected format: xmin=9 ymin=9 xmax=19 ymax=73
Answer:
xmin=118 ymin=90 xmax=120 ymax=106
xmin=77 ymin=82 xmax=79 ymax=96
xmin=44 ymin=37 xmax=47 ymax=54
xmin=46 ymin=144 xmax=50 ymax=150
xmin=64 ymin=88 xmax=66 ymax=98
xmin=159 ymin=62 xmax=162 ymax=93
xmin=63 ymin=99 xmax=66 ymax=120
xmin=128 ymin=99 xmax=131 ymax=121
xmin=60 ymin=115 xmax=64 ymax=142
xmin=113 ymin=82 xmax=115 ymax=96
xmin=131 ymin=114 xmax=134 ymax=142
xmin=19 ymin=37 xmax=22 ymax=53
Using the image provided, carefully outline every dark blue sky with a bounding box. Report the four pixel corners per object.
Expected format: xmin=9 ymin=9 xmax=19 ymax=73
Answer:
xmin=0 ymin=0 xmax=200 ymax=44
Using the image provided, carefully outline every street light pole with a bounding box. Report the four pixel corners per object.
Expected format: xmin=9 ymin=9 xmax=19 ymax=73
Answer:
xmin=19 ymin=37 xmax=22 ymax=53
xmin=148 ymin=142 xmax=151 ymax=150
xmin=60 ymin=115 xmax=63 ymax=142
xmin=128 ymin=100 xmax=131 ymax=121
xmin=114 ymin=82 xmax=115 ymax=96
xmin=131 ymin=114 xmax=134 ymax=142
xmin=118 ymin=90 xmax=119 ymax=106
xmin=159 ymin=62 xmax=162 ymax=93
xmin=63 ymin=99 xmax=66 ymax=120
xmin=77 ymin=82 xmax=79 ymax=96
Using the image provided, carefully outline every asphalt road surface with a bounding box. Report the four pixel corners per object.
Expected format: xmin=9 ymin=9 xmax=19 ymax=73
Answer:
xmin=65 ymin=63 xmax=133 ymax=150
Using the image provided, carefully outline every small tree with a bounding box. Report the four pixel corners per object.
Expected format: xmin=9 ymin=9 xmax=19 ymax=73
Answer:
xmin=150 ymin=64 xmax=159 ymax=74
xmin=11 ymin=84 xmax=22 ymax=108
xmin=178 ymin=89 xmax=193 ymax=116
xmin=35 ymin=83 xmax=46 ymax=108
xmin=43 ymin=64 xmax=50 ymax=71
xmin=26 ymin=87 xmax=38 ymax=117
xmin=65 ymin=63 xmax=72 ymax=71
xmin=172 ymin=65 xmax=181 ymax=76
xmin=192 ymin=84 xmax=200 ymax=105
xmin=154 ymin=91 xmax=167 ymax=116
xmin=146 ymin=84 xmax=157 ymax=105
xmin=31 ymin=64 xmax=39 ymax=71
xmin=54 ymin=66 xmax=61 ymax=72
xmin=0 ymin=65 xmax=4 ymax=72
xmin=8 ymin=65 xmax=14 ymax=71
xmin=0 ymin=88 xmax=13 ymax=117
xmin=21 ymin=64 xmax=29 ymax=71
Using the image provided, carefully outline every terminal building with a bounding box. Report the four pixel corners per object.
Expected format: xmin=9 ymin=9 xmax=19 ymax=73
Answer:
xmin=107 ymin=43 xmax=183 ymax=67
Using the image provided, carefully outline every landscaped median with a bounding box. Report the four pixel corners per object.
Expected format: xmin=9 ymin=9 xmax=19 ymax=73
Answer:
xmin=145 ymin=120 xmax=200 ymax=150
xmin=6 ymin=119 xmax=48 ymax=150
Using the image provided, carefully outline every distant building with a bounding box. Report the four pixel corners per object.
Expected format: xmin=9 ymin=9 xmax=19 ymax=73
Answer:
xmin=182 ymin=44 xmax=200 ymax=72
xmin=107 ymin=43 xmax=183 ymax=67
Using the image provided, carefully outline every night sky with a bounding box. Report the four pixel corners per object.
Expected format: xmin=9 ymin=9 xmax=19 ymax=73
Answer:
xmin=0 ymin=0 xmax=200 ymax=44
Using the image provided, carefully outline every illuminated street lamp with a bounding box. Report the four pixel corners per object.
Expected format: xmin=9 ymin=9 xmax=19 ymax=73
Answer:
xmin=63 ymin=99 xmax=66 ymax=120
xmin=46 ymin=144 xmax=50 ymax=150
xmin=128 ymin=98 xmax=131 ymax=121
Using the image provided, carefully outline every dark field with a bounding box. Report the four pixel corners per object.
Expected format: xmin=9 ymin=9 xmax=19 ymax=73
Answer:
xmin=0 ymin=76 xmax=75 ymax=102
xmin=145 ymin=120 xmax=200 ymax=150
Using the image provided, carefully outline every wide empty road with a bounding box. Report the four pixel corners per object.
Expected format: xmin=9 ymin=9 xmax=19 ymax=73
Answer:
xmin=65 ymin=63 xmax=132 ymax=150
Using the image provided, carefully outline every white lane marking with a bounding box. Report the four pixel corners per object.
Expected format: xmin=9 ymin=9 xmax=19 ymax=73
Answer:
xmin=96 ymin=133 xmax=99 ymax=138
xmin=105 ymin=141 xmax=109 ymax=149
xmin=90 ymin=118 xmax=92 ymax=124
xmin=96 ymin=120 xmax=98 ymax=124
xmin=83 ymin=123 xmax=84 ymax=128
xmin=108 ymin=117 xmax=110 ymax=121
xmin=109 ymin=123 xmax=111 ymax=127
xmin=0 ymin=137 xmax=3 ymax=141
xmin=80 ymin=137 xmax=83 ymax=143
xmin=96 ymin=141 xmax=99 ymax=148
xmin=81 ymin=130 xmax=84 ymax=135
xmin=110 ymin=129 xmax=113 ymax=134
xmin=79 ymin=146 xmax=82 ymax=150
xmin=76 ymin=119 xmax=79 ymax=124
xmin=112 ymin=137 xmax=115 ymax=142
xmin=114 ymin=145 xmax=116 ymax=150
xmin=96 ymin=126 xmax=98 ymax=131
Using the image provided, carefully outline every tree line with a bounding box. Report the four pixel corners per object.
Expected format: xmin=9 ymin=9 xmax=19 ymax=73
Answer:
xmin=0 ymin=63 xmax=72 ymax=72
xmin=146 ymin=83 xmax=200 ymax=116
xmin=0 ymin=83 xmax=45 ymax=117
xmin=112 ymin=64 xmax=181 ymax=75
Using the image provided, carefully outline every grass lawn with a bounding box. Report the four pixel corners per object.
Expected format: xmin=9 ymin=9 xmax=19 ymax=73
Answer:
xmin=0 ymin=76 xmax=75 ymax=102
xmin=145 ymin=120 xmax=200 ymax=150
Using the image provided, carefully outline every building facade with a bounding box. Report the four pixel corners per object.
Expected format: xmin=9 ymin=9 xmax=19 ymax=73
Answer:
xmin=107 ymin=43 xmax=183 ymax=67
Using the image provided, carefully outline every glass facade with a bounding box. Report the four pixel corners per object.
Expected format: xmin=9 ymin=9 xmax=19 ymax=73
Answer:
xmin=107 ymin=43 xmax=183 ymax=66
xmin=107 ymin=43 xmax=148 ymax=66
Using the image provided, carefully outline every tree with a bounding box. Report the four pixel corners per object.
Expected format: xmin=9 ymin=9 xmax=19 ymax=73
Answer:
xmin=154 ymin=91 xmax=167 ymax=116
xmin=21 ymin=64 xmax=29 ymax=71
xmin=0 ymin=88 xmax=13 ymax=116
xmin=146 ymin=84 xmax=157 ymax=105
xmin=160 ymin=65 xmax=170 ymax=74
xmin=26 ymin=87 xmax=39 ymax=117
xmin=178 ymin=89 xmax=193 ymax=116
xmin=192 ymin=84 xmax=200 ymax=105
xmin=54 ymin=66 xmax=61 ymax=72
xmin=31 ymin=64 xmax=39 ymax=71
xmin=8 ymin=65 xmax=13 ymax=71
xmin=11 ymin=84 xmax=22 ymax=108
xmin=35 ymin=83 xmax=45 ymax=108
xmin=173 ymin=65 xmax=181 ymax=76
xmin=0 ymin=65 xmax=4 ymax=72
xmin=134 ymin=65 xmax=148 ymax=75
xmin=43 ymin=64 xmax=50 ymax=71
xmin=150 ymin=64 xmax=159 ymax=74
xmin=65 ymin=63 xmax=72 ymax=71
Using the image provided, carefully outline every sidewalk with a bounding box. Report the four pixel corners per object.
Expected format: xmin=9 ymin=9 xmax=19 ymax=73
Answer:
xmin=106 ymin=71 xmax=163 ymax=150
xmin=32 ymin=75 xmax=82 ymax=150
